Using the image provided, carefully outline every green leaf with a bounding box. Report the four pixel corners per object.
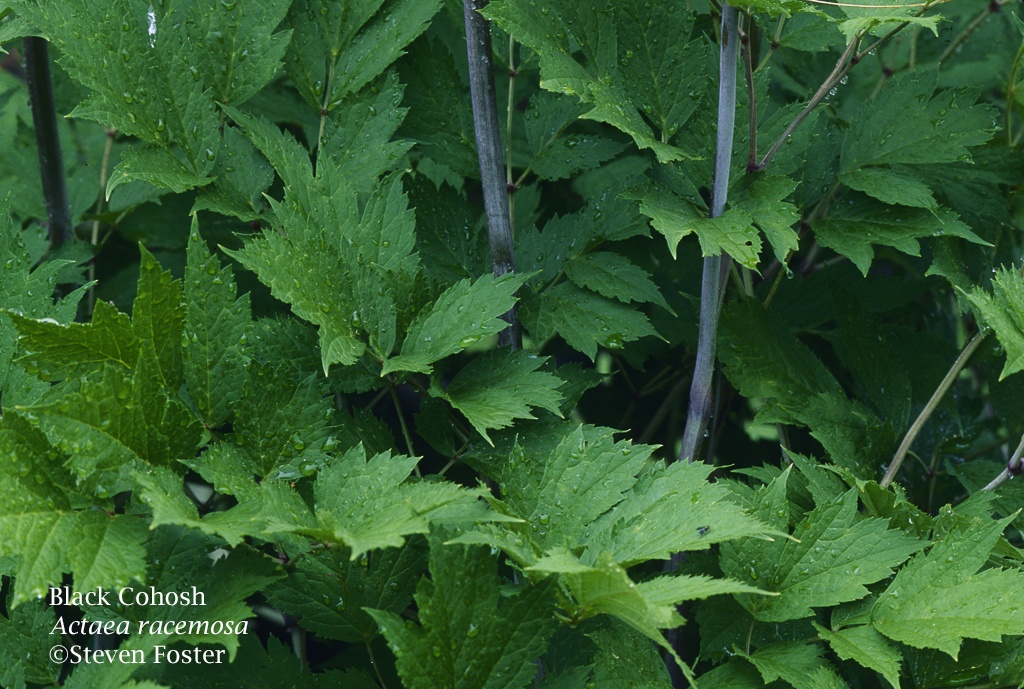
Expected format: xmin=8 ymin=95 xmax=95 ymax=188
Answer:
xmin=813 ymin=194 xmax=985 ymax=275
xmin=739 ymin=641 xmax=829 ymax=689
xmin=589 ymin=621 xmax=673 ymax=689
xmin=182 ymin=221 xmax=252 ymax=428
xmin=285 ymin=0 xmax=442 ymax=112
xmin=105 ymin=145 xmax=215 ymax=199
xmin=0 ymin=414 xmax=148 ymax=605
xmin=583 ymin=461 xmax=782 ymax=566
xmin=305 ymin=446 xmax=497 ymax=560
xmin=482 ymin=0 xmax=690 ymax=163
xmin=382 ymin=273 xmax=528 ymax=375
xmin=840 ymin=167 xmax=938 ymax=211
xmin=872 ymin=515 xmax=1024 ymax=658
xmin=192 ymin=126 xmax=275 ymax=221
xmin=730 ymin=174 xmax=800 ymax=264
xmin=522 ymin=282 xmax=659 ymax=360
xmin=439 ymin=350 xmax=564 ymax=443
xmin=722 ymin=489 xmax=923 ymax=622
xmin=637 ymin=185 xmax=761 ymax=267
xmin=265 ymin=539 xmax=427 ymax=642
xmin=813 ymin=623 xmax=902 ymax=689
xmin=0 ymin=593 xmax=59 ymax=688
xmin=842 ymin=72 xmax=994 ymax=171
xmin=966 ymin=267 xmax=1024 ymax=379
xmin=499 ymin=425 xmax=653 ymax=553
xmin=565 ymin=252 xmax=672 ymax=312
xmin=368 ymin=537 xmax=559 ymax=689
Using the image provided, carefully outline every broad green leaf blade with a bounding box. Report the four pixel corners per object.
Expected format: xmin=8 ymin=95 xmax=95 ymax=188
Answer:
xmin=564 ymin=252 xmax=672 ymax=312
xmin=285 ymin=0 xmax=441 ymax=111
xmin=842 ymin=72 xmax=993 ymax=171
xmin=499 ymin=425 xmax=652 ymax=552
xmin=369 ymin=538 xmax=559 ymax=689
xmin=589 ymin=621 xmax=674 ymax=689
xmin=840 ymin=167 xmax=938 ymax=211
xmin=264 ymin=539 xmax=427 ymax=642
xmin=308 ymin=446 xmax=496 ymax=559
xmin=0 ymin=414 xmax=148 ymax=604
xmin=0 ymin=594 xmax=59 ymax=687
xmin=583 ymin=461 xmax=782 ymax=566
xmin=637 ymin=185 xmax=761 ymax=267
xmin=133 ymin=247 xmax=185 ymax=388
xmin=740 ymin=642 xmax=829 ymax=689
xmin=521 ymin=282 xmax=659 ymax=360
xmin=872 ymin=515 xmax=1024 ymax=657
xmin=232 ymin=363 xmax=333 ymax=477
xmin=813 ymin=623 xmax=902 ymax=689
xmin=813 ymin=194 xmax=985 ymax=275
xmin=966 ymin=267 xmax=1024 ymax=379
xmin=440 ymin=350 xmax=563 ymax=443
xmin=383 ymin=273 xmax=528 ymax=375
xmin=730 ymin=175 xmax=800 ymax=264
xmin=106 ymin=145 xmax=215 ymax=199
xmin=183 ymin=222 xmax=252 ymax=428
xmin=722 ymin=489 xmax=923 ymax=622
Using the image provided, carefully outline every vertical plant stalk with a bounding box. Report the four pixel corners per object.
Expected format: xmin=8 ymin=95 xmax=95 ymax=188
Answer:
xmin=880 ymin=330 xmax=987 ymax=488
xmin=24 ymin=36 xmax=73 ymax=250
xmin=678 ymin=4 xmax=739 ymax=465
xmin=464 ymin=0 xmax=521 ymax=350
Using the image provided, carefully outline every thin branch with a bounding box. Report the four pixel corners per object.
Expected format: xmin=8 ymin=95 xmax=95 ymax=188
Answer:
xmin=464 ymin=0 xmax=521 ymax=349
xmin=679 ymin=4 xmax=739 ymax=465
xmin=982 ymin=434 xmax=1024 ymax=491
xmin=24 ymin=36 xmax=73 ymax=251
xmin=880 ymin=330 xmax=988 ymax=488
xmin=756 ymin=37 xmax=857 ymax=170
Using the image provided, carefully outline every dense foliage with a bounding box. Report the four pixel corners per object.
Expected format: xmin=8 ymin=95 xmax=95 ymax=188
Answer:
xmin=1 ymin=0 xmax=1024 ymax=687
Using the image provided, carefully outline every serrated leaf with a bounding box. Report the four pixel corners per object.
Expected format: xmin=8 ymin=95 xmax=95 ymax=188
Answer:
xmin=265 ymin=539 xmax=427 ymax=642
xmin=285 ymin=0 xmax=442 ymax=112
xmin=967 ymin=267 xmax=1024 ymax=379
xmin=590 ymin=621 xmax=673 ymax=689
xmin=583 ymin=461 xmax=782 ymax=566
xmin=192 ymin=125 xmax=275 ymax=221
xmin=304 ymin=446 xmax=497 ymax=559
xmin=739 ymin=642 xmax=828 ymax=689
xmin=813 ymin=193 xmax=986 ymax=275
xmin=522 ymin=282 xmax=659 ymax=360
xmin=840 ymin=167 xmax=938 ymax=211
xmin=842 ymin=72 xmax=993 ymax=171
xmin=482 ymin=0 xmax=690 ymax=163
xmin=382 ymin=273 xmax=528 ymax=375
xmin=106 ymin=145 xmax=215 ymax=199
xmin=637 ymin=185 xmax=761 ymax=267
xmin=872 ymin=515 xmax=1024 ymax=658
xmin=565 ymin=252 xmax=672 ymax=312
xmin=730 ymin=174 xmax=800 ymax=264
xmin=722 ymin=489 xmax=923 ymax=622
xmin=500 ymin=425 xmax=653 ymax=552
xmin=439 ymin=350 xmax=563 ymax=443
xmin=182 ymin=223 xmax=252 ymax=428
xmin=368 ymin=537 xmax=559 ymax=689
xmin=813 ymin=623 xmax=902 ymax=689
xmin=0 ymin=593 xmax=59 ymax=687
xmin=0 ymin=415 xmax=148 ymax=605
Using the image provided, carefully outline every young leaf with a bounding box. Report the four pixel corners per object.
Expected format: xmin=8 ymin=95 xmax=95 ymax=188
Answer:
xmin=872 ymin=515 xmax=1024 ymax=657
xmin=368 ymin=538 xmax=559 ymax=689
xmin=438 ymin=350 xmax=563 ymax=443
xmin=966 ymin=267 xmax=1024 ymax=380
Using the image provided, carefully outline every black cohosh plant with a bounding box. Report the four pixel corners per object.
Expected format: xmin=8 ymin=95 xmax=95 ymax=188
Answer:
xmin=1 ymin=0 xmax=1024 ymax=688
